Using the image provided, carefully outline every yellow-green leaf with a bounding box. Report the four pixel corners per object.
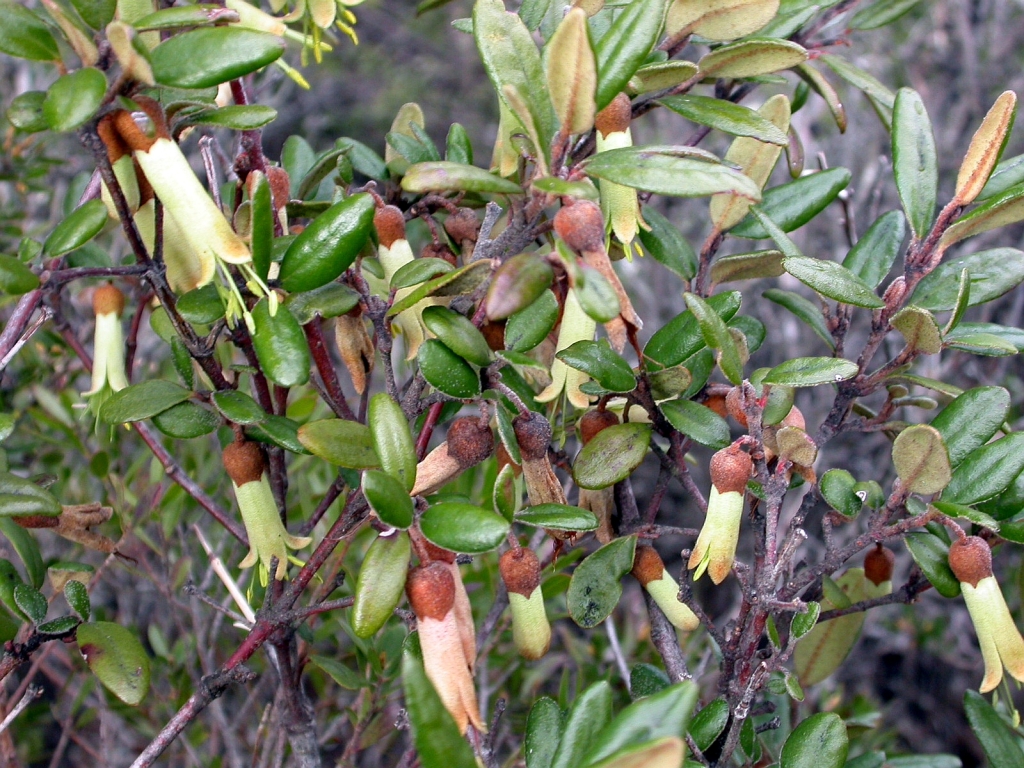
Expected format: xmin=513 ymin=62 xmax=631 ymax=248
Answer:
xmin=955 ymin=90 xmax=1017 ymax=205
xmin=545 ymin=7 xmax=596 ymax=135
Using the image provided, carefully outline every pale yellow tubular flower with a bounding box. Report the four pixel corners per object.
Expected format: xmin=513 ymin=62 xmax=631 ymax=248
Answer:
xmin=500 ymin=548 xmax=552 ymax=659
xmin=85 ymin=285 xmax=129 ymax=397
xmin=375 ymin=205 xmax=433 ymax=360
xmin=133 ymin=199 xmax=215 ymax=294
xmin=225 ymin=0 xmax=333 ymax=51
xmin=689 ymin=442 xmax=752 ymax=584
xmin=96 ymin=116 xmax=140 ymax=219
xmin=633 ymin=546 xmax=699 ymax=631
xmin=595 ymin=94 xmax=644 ymax=254
xmin=536 ymin=288 xmax=595 ymax=409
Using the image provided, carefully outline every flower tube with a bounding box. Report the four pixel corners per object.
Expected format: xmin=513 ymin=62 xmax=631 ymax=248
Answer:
xmin=500 ymin=547 xmax=551 ymax=659
xmin=633 ymin=546 xmax=699 ymax=631
xmin=595 ymin=94 xmax=643 ymax=253
xmin=84 ymin=285 xmax=130 ymax=399
xmin=689 ymin=442 xmax=752 ymax=584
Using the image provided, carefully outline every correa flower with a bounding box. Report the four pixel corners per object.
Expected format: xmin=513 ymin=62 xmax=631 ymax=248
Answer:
xmin=222 ymin=441 xmax=311 ymax=584
xmin=595 ymin=93 xmax=645 ymax=255
xmin=500 ymin=547 xmax=552 ymax=659
xmin=632 ymin=546 xmax=699 ymax=632
xmin=84 ymin=285 xmax=130 ymax=404
xmin=949 ymin=535 xmax=1024 ymax=693
xmin=410 ymin=417 xmax=494 ymax=497
xmin=375 ymin=205 xmax=435 ymax=360
xmin=535 ymin=288 xmax=595 ymax=410
xmin=513 ymin=412 xmax=567 ymax=508
xmin=689 ymin=442 xmax=753 ymax=584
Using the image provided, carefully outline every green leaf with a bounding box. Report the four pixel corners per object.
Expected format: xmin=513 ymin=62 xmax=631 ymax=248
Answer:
xmin=943 ymin=433 xmax=1024 ymax=505
xmin=525 ymin=697 xmax=563 ymax=768
xmin=133 ymin=5 xmax=220 ymax=30
xmin=566 ymin=536 xmax=636 ymax=628
xmin=445 ymin=123 xmax=473 ymax=165
xmin=64 ymin=580 xmax=90 ymax=620
xmin=593 ymin=0 xmax=668 ymax=110
xmin=13 ymin=583 xmax=46 ymax=624
xmin=368 ymin=394 xmax=417 ymax=492
xmin=697 ymin=39 xmax=808 ymax=79
xmin=151 ymin=28 xmax=285 ymax=89
xmin=402 ymin=161 xmax=523 ymax=194
xmin=151 ymin=402 xmax=219 ymax=439
xmin=819 ymin=469 xmax=862 ymax=517
xmin=851 ymin=0 xmax=922 ymax=29
xmin=575 ymin=266 xmax=620 ymax=323
xmin=573 ymin=423 xmax=651 ymax=490
xmin=843 ymin=210 xmax=907 ymax=287
xmin=904 ymin=531 xmax=960 ymax=597
xmin=422 ymin=306 xmax=492 ymax=367
xmin=419 ymin=502 xmax=510 ymax=553
xmin=891 ymin=306 xmax=942 ymax=354
xmin=392 ymin=258 xmax=454 ymax=290
xmin=946 ymin=323 xmax=1024 ymax=355
xmin=644 ymin=291 xmax=741 ymax=368
xmin=551 ymin=682 xmax=614 ymax=768
xmin=286 ymin=283 xmax=361 ymax=324
xmin=979 ymin=153 xmax=1024 ymax=201
xmin=892 ymin=88 xmax=938 ymax=238
xmin=710 ymin=250 xmax=785 ymax=284
xmin=931 ymin=501 xmax=1000 ymax=533
xmin=684 ymin=292 xmax=744 ymax=384
xmin=583 ymin=148 xmax=762 ymax=200
xmin=351 ymin=531 xmax=411 ymax=638
xmin=278 ymin=193 xmax=374 ymax=293
xmin=939 ymin=183 xmax=1024 ymax=250
xmin=211 ymin=390 xmax=266 ymax=426
xmin=99 ymin=380 xmax=191 ymax=424
xmin=251 ymin=300 xmax=311 ymax=388
xmin=532 ymin=177 xmax=599 ymax=200
xmin=964 ymin=689 xmax=1024 ymax=768
xmin=891 ymin=424 xmax=951 ymax=495
xmin=7 ymin=91 xmax=49 ymax=133
xmin=0 ymin=256 xmax=38 ymax=295
xmin=43 ymin=68 xmax=107 ymax=133
xmin=791 ymin=601 xmax=820 ymax=639
xmin=362 ymin=470 xmax=414 ymax=529
xmin=912 ymin=248 xmax=1024 ymax=311
xmin=185 ymin=105 xmax=278 ymax=131
xmin=176 ymin=284 xmax=224 ymax=324
xmin=515 ymin=504 xmax=598 ymax=531
xmin=931 ymin=386 xmax=1010 ymax=467
xmin=37 ymin=616 xmax=80 ymax=635
xmin=660 ymin=398 xmax=730 ymax=449
xmin=783 ymin=256 xmax=884 ymax=308
xmin=43 ymin=199 xmax=108 ymax=257
xmin=763 ymin=289 xmax=834 ymax=349
xmin=629 ymin=664 xmax=670 ymax=699
xmin=780 ymin=712 xmax=848 ymax=768
xmin=418 ymin=339 xmax=482 ymax=399
xmin=557 ymin=340 xmax=635 ymax=393
xmin=690 ymin=698 xmax=729 ymax=752
xmin=505 ymin=289 xmax=559 ymax=352
xmin=310 ymin=654 xmax=370 ymax=689
xmin=0 ymin=519 xmax=44 ymax=588
xmin=630 ymin=61 xmax=699 ymax=94
xmin=77 ymin=621 xmax=151 ymax=706
xmin=487 ymin=253 xmax=555 ymax=321
xmin=731 ymin=168 xmax=851 ymax=238
xmin=401 ymin=634 xmax=478 ymax=768
xmin=637 ymin=206 xmax=697 ymax=280
xmin=763 ymin=357 xmax=858 ymax=387
xmin=819 ymin=54 xmax=895 ymax=124
xmin=70 ymin=0 xmax=117 ymax=28
xmin=297 ymin=419 xmax=380 ymax=469
xmin=0 ymin=2 xmax=59 ymax=60
xmin=388 ymin=260 xmax=491 ymax=316
xmin=659 ymin=95 xmax=788 ymax=145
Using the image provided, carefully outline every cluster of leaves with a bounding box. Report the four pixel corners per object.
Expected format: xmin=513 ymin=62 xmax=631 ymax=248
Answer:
xmin=3 ymin=0 xmax=1024 ymax=766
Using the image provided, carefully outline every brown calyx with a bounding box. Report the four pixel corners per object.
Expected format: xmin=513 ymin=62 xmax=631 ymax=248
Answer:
xmin=136 ymin=162 xmax=154 ymax=205
xmin=725 ymin=387 xmax=748 ymax=429
xmin=266 ymin=166 xmax=291 ymax=211
xmin=513 ymin=412 xmax=552 ymax=462
xmin=631 ymin=545 xmax=666 ymax=587
xmin=97 ymin=114 xmax=130 ymax=164
xmin=222 ymin=441 xmax=266 ymax=486
xmin=406 ymin=562 xmax=456 ymax=619
xmin=447 ymin=418 xmax=494 ymax=468
xmin=710 ymin=443 xmax=753 ymax=494
xmin=553 ymin=200 xmax=606 ymax=254
xmin=705 ymin=392 xmax=728 ymax=420
xmin=420 ymin=539 xmax=456 ymax=564
xmin=93 ymin=284 xmax=125 ymax=317
xmin=374 ymin=205 xmax=406 ymax=248
xmin=578 ymin=409 xmax=619 ymax=445
xmin=864 ymin=543 xmax=895 ymax=586
xmin=444 ymin=208 xmax=480 ymax=244
xmin=499 ymin=547 xmax=541 ymax=596
xmin=948 ymin=535 xmax=993 ymax=588
xmin=422 ymin=240 xmax=457 ymax=266
xmin=595 ymin=93 xmax=632 ymax=138
xmin=111 ymin=109 xmax=156 ymax=153
xmin=782 ymin=406 xmax=805 ymax=430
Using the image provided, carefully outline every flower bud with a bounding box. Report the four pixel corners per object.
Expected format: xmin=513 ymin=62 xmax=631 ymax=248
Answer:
xmin=864 ymin=543 xmax=895 ymax=588
xmin=594 ymin=94 xmax=643 ymax=252
xmin=444 ymin=208 xmax=480 ymax=247
xmin=375 ymin=205 xmax=433 ymax=359
xmin=553 ymin=200 xmax=606 ymax=254
xmin=513 ymin=412 xmax=567 ymax=507
xmin=578 ymin=408 xmax=619 ymax=445
xmin=632 ymin=547 xmax=699 ymax=631
xmin=500 ymin=548 xmax=551 ymax=659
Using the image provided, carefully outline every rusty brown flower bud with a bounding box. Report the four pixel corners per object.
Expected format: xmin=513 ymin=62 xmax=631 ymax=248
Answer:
xmin=949 ymin=536 xmax=993 ymax=588
xmin=710 ymin=443 xmax=753 ymax=494
xmin=595 ymin=93 xmax=631 ymax=138
xmin=499 ymin=547 xmax=542 ymax=596
xmin=93 ymin=284 xmax=126 ymax=318
xmin=406 ymin=562 xmax=456 ymax=620
xmin=444 ymin=208 xmax=480 ymax=244
xmin=578 ymin=409 xmax=619 ymax=445
xmin=446 ymin=418 xmax=495 ymax=467
xmin=864 ymin=543 xmax=895 ymax=586
xmin=513 ymin=412 xmax=552 ymax=462
xmin=631 ymin=545 xmax=666 ymax=587
xmin=553 ymin=200 xmax=606 ymax=254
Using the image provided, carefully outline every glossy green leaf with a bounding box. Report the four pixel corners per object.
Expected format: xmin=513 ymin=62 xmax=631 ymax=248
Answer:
xmin=629 ymin=664 xmax=670 ymax=699
xmin=362 ymin=470 xmax=414 ymax=529
xmin=594 ymin=0 xmax=667 ymax=110
xmin=422 ymin=306 xmax=492 ymax=367
xmin=526 ymin=697 xmax=563 ymax=768
xmin=964 ymin=690 xmax=1024 ymax=768
xmin=763 ymin=288 xmax=834 ymax=349
xmin=70 ymin=0 xmax=117 ymax=28
xmin=186 ymin=105 xmax=278 ymax=131
xmin=368 ymin=393 xmax=417 ymax=492
xmin=931 ymin=386 xmax=1009 ymax=467
xmin=0 ymin=256 xmax=39 ymax=295
xmin=418 ymin=339 xmax=481 ymax=399
xmin=575 ymin=266 xmax=620 ymax=323
xmin=660 ymin=95 xmax=787 ymax=145
xmin=783 ymin=256 xmax=884 ymax=308
xmin=401 ymin=634 xmax=479 ymax=768
xmin=37 ymin=616 xmax=80 ymax=635
xmin=487 ymin=253 xmax=555 ymax=320
xmin=931 ymin=501 xmax=1000 ymax=533
xmin=843 ymin=210 xmax=906 ymax=288
xmin=731 ymin=167 xmax=851 ymax=238
xmin=7 ymin=91 xmax=48 ymax=133
xmin=557 ymin=340 xmax=635 ymax=393
xmin=979 ymin=153 xmax=1024 ymax=201
xmin=99 ymin=380 xmax=191 ymax=424
xmin=943 ymin=432 xmax=1024 ymax=505
xmin=762 ymin=357 xmax=858 ymax=387
xmin=791 ymin=601 xmax=820 ymax=639
xmin=77 ymin=621 xmax=151 ymax=706
xmin=780 ymin=712 xmax=848 ymax=768
xmin=43 ymin=68 xmax=106 ymax=133
xmin=419 ymin=501 xmax=510 ymax=553
xmin=912 ymin=248 xmax=1024 ymax=311
xmin=946 ymin=323 xmax=1024 ymax=355
xmin=298 ymin=419 xmax=379 ymax=469
xmin=505 ymin=289 xmax=559 ymax=352
xmin=660 ymin=398 xmax=730 ymax=449
xmin=152 ymin=402 xmax=219 ymax=439
xmin=566 ymin=536 xmax=636 ymax=628
xmin=14 ymin=583 xmax=46 ymax=624
xmin=710 ymin=250 xmax=785 ymax=284
xmin=392 ymin=258 xmax=454 ymax=290
xmin=583 ymin=148 xmax=762 ymax=200
xmin=176 ymin=284 xmax=223 ymax=324
xmin=904 ymin=531 xmax=959 ymax=597
xmin=892 ymin=88 xmax=938 ymax=238
xmin=637 ymin=206 xmax=697 ymax=280
xmin=0 ymin=558 xmax=27 ymax=619
xmin=851 ymin=0 xmax=922 ymax=29
xmin=351 ymin=531 xmax=411 ymax=637
xmin=690 ymin=698 xmax=729 ymax=752
xmin=0 ymin=2 xmax=59 ymax=60
xmin=644 ymin=291 xmax=741 ymax=368
xmin=286 ymin=283 xmax=361 ymax=324
xmin=445 ymin=123 xmax=473 ymax=165
xmin=246 ymin=171 xmax=273 ymax=281
xmin=388 ymin=260 xmax=491 ymax=316
xmin=0 ymin=518 xmax=44 ymax=589
xmin=309 ymin=654 xmax=370 ymax=689
xmin=819 ymin=469 xmax=862 ymax=517
xmin=278 ymin=193 xmax=374 ymax=293
xmin=64 ymin=580 xmax=90 ymax=620
xmin=251 ymin=300 xmax=311 ymax=388
xmin=43 ymin=200 xmax=108 ymax=257
xmin=551 ymin=682 xmax=614 ymax=768
xmin=532 ymin=177 xmax=600 ymax=200
xmin=939 ymin=183 xmax=1024 ymax=250
xmin=133 ymin=5 xmax=220 ymax=30
xmin=573 ymin=423 xmax=651 ymax=490
xmin=151 ymin=28 xmax=284 ymax=88
xmin=796 ymin=63 xmax=847 ymax=133
xmin=516 ymin=504 xmax=598 ymax=531
xmin=249 ymin=415 xmax=308 ymax=455
xmin=684 ymin=292 xmax=743 ymax=384
xmin=402 ymin=161 xmax=523 ymax=194
xmin=211 ymin=390 xmax=266 ymax=426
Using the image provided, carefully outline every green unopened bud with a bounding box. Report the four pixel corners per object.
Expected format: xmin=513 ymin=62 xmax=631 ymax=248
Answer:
xmin=689 ymin=442 xmax=752 ymax=584
xmin=84 ymin=285 xmax=129 ymax=399
xmin=500 ymin=548 xmax=551 ymax=659
xmin=633 ymin=547 xmax=698 ymax=631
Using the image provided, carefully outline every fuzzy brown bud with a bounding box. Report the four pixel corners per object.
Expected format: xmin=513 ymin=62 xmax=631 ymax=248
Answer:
xmin=446 ymin=418 xmax=495 ymax=468
xmin=725 ymin=387 xmax=748 ymax=429
xmin=595 ymin=93 xmax=632 ymax=137
xmin=578 ymin=409 xmax=619 ymax=445
xmin=705 ymin=392 xmax=728 ymax=420
xmin=222 ymin=441 xmax=266 ymax=487
xmin=553 ymin=200 xmax=606 ymax=254
xmin=444 ymin=208 xmax=480 ymax=244
xmin=421 ymin=240 xmax=457 ymax=266
xmin=882 ymin=276 xmax=907 ymax=309
xmin=480 ymin=321 xmax=506 ymax=351
xmin=949 ymin=536 xmax=993 ymax=588
xmin=710 ymin=443 xmax=753 ymax=494
xmin=407 ymin=562 xmax=456 ymax=620
xmin=93 ymin=284 xmax=125 ymax=318
xmin=631 ymin=546 xmax=666 ymax=587
xmin=864 ymin=543 xmax=895 ymax=586
xmin=499 ymin=548 xmax=542 ymax=596
xmin=374 ymin=205 xmax=406 ymax=248
xmin=513 ymin=412 xmax=552 ymax=461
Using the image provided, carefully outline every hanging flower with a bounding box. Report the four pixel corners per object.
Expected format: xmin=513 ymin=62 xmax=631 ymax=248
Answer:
xmin=633 ymin=546 xmax=699 ymax=631
xmin=595 ymin=93 xmax=644 ymax=255
xmin=500 ymin=547 xmax=551 ymax=659
xmin=536 ymin=288 xmax=595 ymax=410
xmin=689 ymin=442 xmax=752 ymax=584
xmin=84 ymin=285 xmax=130 ymax=405
xmin=375 ymin=205 xmax=434 ymax=360
xmin=949 ymin=535 xmax=1024 ymax=693
xmin=411 ymin=417 xmax=494 ymax=497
